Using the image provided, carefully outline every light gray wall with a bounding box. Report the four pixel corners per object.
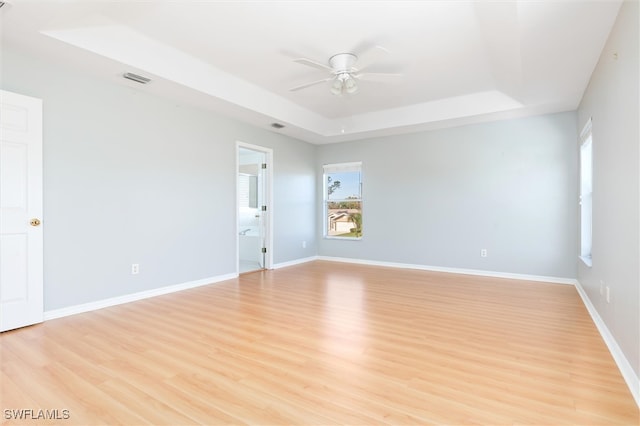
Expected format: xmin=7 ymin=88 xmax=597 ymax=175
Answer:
xmin=1 ymin=47 xmax=316 ymax=311
xmin=577 ymin=0 xmax=639 ymax=378
xmin=317 ymin=112 xmax=578 ymax=279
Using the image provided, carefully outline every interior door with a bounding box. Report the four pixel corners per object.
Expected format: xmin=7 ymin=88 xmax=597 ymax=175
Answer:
xmin=0 ymin=90 xmax=43 ymax=332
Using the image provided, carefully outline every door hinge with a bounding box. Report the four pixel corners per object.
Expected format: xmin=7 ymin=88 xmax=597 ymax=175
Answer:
xmin=261 ymin=163 xmax=267 ymax=169
xmin=261 ymin=205 xmax=267 ymax=212
xmin=261 ymin=247 xmax=267 ymax=254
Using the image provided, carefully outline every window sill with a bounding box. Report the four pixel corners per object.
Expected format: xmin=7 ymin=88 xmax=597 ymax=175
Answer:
xmin=579 ymin=255 xmax=592 ymax=267
xmin=324 ymin=236 xmax=362 ymax=241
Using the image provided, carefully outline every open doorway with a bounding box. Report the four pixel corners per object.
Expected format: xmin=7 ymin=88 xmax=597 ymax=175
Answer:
xmin=237 ymin=143 xmax=272 ymax=273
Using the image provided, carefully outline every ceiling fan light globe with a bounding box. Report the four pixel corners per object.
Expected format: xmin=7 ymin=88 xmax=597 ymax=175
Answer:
xmin=344 ymin=77 xmax=358 ymax=94
xmin=330 ymin=78 xmax=343 ymax=96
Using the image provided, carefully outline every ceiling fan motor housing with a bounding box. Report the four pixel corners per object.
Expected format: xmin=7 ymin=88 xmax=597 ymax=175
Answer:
xmin=329 ymin=53 xmax=358 ymax=74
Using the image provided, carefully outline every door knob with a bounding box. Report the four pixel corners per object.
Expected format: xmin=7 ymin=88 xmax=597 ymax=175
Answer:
xmin=30 ymin=218 xmax=41 ymax=227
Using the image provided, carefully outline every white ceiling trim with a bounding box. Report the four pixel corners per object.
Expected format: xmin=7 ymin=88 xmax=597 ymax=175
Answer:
xmin=40 ymin=21 xmax=537 ymax=144
xmin=2 ymin=0 xmax=621 ymax=145
xmin=41 ymin=20 xmax=334 ymax=135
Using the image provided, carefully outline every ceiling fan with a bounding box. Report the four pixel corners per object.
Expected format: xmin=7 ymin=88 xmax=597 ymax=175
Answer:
xmin=289 ymin=47 xmax=402 ymax=96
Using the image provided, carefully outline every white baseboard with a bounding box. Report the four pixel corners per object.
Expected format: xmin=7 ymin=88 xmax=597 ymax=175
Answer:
xmin=574 ymin=280 xmax=640 ymax=408
xmin=44 ymin=273 xmax=238 ymax=321
xmin=272 ymin=256 xmax=318 ymax=269
xmin=316 ymin=256 xmax=578 ymax=285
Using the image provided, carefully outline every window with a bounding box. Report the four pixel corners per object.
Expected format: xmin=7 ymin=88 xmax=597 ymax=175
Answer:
xmin=238 ymin=174 xmax=258 ymax=208
xmin=324 ymin=162 xmax=362 ymax=239
xmin=580 ymin=119 xmax=593 ymax=266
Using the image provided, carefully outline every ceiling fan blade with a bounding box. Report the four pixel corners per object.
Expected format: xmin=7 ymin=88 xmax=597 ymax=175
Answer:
xmin=293 ymin=58 xmax=333 ymax=72
xmin=354 ymin=72 xmax=403 ymax=82
xmin=354 ymin=45 xmax=390 ymax=71
xmin=289 ymin=77 xmax=334 ymax=92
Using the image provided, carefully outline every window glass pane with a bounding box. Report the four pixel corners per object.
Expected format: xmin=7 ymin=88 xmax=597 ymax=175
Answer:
xmin=238 ymin=174 xmax=250 ymax=208
xmin=327 ymin=200 xmax=362 ymax=237
xmin=579 ymin=122 xmax=592 ymax=262
xmin=326 ymin=171 xmax=361 ymax=200
xmin=324 ymin=162 xmax=362 ymax=239
xmin=580 ymin=136 xmax=592 ymax=194
xmin=580 ymin=193 xmax=592 ymax=258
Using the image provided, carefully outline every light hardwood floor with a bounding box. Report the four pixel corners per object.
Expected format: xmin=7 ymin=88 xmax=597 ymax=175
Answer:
xmin=1 ymin=261 xmax=638 ymax=425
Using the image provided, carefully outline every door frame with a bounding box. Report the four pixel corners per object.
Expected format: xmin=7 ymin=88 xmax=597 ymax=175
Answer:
xmin=236 ymin=141 xmax=273 ymax=273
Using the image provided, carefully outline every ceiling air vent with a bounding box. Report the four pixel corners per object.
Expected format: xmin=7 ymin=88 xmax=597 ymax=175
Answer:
xmin=123 ymin=72 xmax=151 ymax=84
xmin=271 ymin=122 xmax=285 ymax=129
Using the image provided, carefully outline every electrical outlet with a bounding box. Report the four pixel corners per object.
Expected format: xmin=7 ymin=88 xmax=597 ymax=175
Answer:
xmin=600 ymin=280 xmax=605 ymax=296
xmin=302 ymin=241 xmax=307 ymax=249
xmin=131 ymin=263 xmax=139 ymax=275
xmin=605 ymin=286 xmax=611 ymax=303
xmin=480 ymin=249 xmax=488 ymax=258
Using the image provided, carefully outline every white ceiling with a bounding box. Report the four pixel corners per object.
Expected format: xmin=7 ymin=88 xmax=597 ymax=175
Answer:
xmin=1 ymin=0 xmax=622 ymax=144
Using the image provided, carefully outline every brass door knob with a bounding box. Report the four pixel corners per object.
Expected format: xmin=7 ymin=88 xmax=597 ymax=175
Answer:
xmin=30 ymin=218 xmax=41 ymax=227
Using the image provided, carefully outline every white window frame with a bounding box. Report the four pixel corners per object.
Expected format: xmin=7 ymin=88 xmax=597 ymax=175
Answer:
xmin=323 ymin=162 xmax=363 ymax=240
xmin=579 ymin=118 xmax=593 ymax=267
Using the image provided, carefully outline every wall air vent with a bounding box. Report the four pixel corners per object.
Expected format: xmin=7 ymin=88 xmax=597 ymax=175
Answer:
xmin=0 ymin=1 xmax=14 ymax=12
xmin=271 ymin=122 xmax=285 ymax=129
xmin=123 ymin=72 xmax=151 ymax=84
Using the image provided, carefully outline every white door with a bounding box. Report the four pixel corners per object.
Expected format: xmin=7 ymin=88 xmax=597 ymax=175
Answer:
xmin=0 ymin=90 xmax=43 ymax=332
